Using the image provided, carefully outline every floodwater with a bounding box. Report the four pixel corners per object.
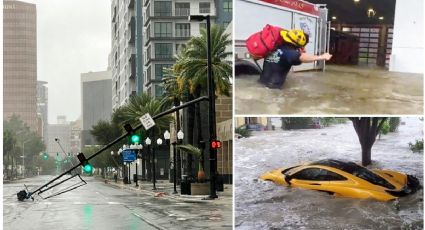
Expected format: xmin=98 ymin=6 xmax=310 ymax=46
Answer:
xmin=235 ymin=118 xmax=423 ymax=229
xmin=235 ymin=65 xmax=423 ymax=115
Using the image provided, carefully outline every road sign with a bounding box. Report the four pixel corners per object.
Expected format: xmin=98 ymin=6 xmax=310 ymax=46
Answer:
xmin=139 ymin=113 xmax=155 ymax=130
xmin=122 ymin=149 xmax=137 ymax=162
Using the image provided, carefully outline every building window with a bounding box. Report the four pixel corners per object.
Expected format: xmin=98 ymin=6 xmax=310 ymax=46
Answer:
xmin=224 ymin=0 xmax=232 ymax=12
xmin=155 ymin=43 xmax=173 ymax=59
xmin=154 ymin=22 xmax=172 ymax=37
xmin=175 ymin=2 xmax=190 ymax=16
xmin=147 ymin=66 xmax=152 ymax=82
xmin=154 ymin=1 xmax=172 ymax=16
xmin=175 ymin=23 xmax=190 ymax=37
xmin=155 ymin=85 xmax=164 ymax=97
xmin=155 ymin=64 xmax=173 ymax=80
xmin=199 ymin=2 xmax=210 ymax=14
xmin=147 ymin=45 xmax=151 ymax=61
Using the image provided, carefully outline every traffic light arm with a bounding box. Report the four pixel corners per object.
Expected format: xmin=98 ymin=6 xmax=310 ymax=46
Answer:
xmin=19 ymin=96 xmax=208 ymax=201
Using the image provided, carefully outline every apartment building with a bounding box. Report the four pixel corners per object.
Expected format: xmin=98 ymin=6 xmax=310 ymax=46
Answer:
xmin=143 ymin=0 xmax=218 ymax=97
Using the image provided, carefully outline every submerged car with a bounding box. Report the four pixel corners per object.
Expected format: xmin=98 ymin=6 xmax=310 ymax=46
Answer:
xmin=260 ymin=159 xmax=421 ymax=201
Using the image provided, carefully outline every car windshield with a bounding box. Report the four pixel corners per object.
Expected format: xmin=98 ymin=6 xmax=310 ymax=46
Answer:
xmin=310 ymin=160 xmax=395 ymax=189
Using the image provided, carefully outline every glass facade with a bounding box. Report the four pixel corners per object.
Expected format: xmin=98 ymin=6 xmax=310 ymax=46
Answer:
xmin=154 ymin=1 xmax=172 ymax=16
xmin=3 ymin=1 xmax=38 ymax=131
xmin=155 ymin=43 xmax=173 ymax=59
xmin=155 ymin=64 xmax=173 ymax=80
xmin=154 ymin=22 xmax=172 ymax=37
xmin=175 ymin=2 xmax=190 ymax=16
xmin=175 ymin=23 xmax=190 ymax=37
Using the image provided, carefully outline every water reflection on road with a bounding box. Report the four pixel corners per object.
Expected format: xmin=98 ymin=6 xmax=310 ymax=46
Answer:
xmin=235 ymin=65 xmax=423 ymax=115
xmin=235 ymin=118 xmax=423 ymax=229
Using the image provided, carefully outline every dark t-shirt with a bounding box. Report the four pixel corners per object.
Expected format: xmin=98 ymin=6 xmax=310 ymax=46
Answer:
xmin=259 ymin=45 xmax=302 ymax=88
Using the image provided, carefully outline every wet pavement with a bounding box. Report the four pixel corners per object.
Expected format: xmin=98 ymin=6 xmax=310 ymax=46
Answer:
xmin=4 ymin=176 xmax=232 ymax=230
xmin=235 ymin=65 xmax=423 ymax=115
xmin=235 ymin=117 xmax=423 ymax=229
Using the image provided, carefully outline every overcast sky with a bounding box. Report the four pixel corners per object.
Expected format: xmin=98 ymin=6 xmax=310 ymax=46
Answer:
xmin=30 ymin=0 xmax=111 ymax=124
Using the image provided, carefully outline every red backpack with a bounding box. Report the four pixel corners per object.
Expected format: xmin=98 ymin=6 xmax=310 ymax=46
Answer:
xmin=246 ymin=24 xmax=284 ymax=59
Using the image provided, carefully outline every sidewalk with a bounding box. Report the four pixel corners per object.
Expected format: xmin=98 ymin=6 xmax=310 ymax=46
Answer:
xmin=100 ymin=177 xmax=232 ymax=205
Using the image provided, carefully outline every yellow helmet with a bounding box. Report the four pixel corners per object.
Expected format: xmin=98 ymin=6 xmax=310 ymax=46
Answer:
xmin=280 ymin=29 xmax=309 ymax=47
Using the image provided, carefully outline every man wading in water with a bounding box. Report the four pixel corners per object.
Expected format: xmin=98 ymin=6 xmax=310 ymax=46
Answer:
xmin=259 ymin=29 xmax=332 ymax=89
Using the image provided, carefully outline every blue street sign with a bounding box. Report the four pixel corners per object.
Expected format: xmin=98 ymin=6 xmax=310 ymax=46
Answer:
xmin=122 ymin=149 xmax=137 ymax=162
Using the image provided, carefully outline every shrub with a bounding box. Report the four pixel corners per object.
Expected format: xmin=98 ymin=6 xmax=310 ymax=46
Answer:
xmin=409 ymin=139 xmax=423 ymax=153
xmin=235 ymin=126 xmax=251 ymax=138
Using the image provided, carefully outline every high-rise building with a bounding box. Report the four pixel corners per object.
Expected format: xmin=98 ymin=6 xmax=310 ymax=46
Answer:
xmin=143 ymin=0 xmax=219 ymax=98
xmin=3 ymin=0 xmax=38 ymax=131
xmin=81 ymin=71 xmax=113 ymax=148
xmin=110 ymin=0 xmax=138 ymax=109
xmin=46 ymin=116 xmax=71 ymax=156
xmin=36 ymin=81 xmax=48 ymax=141
xmin=70 ymin=118 xmax=82 ymax=153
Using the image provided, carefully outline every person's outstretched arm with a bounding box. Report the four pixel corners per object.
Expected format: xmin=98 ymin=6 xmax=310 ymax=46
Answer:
xmin=299 ymin=53 xmax=332 ymax=63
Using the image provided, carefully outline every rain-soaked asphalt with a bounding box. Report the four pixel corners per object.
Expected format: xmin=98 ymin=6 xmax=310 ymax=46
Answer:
xmin=235 ymin=65 xmax=423 ymax=115
xmin=4 ymin=176 xmax=231 ymax=230
xmin=235 ymin=117 xmax=423 ymax=229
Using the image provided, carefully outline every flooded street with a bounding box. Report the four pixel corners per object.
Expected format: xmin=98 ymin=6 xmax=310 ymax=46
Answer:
xmin=235 ymin=118 xmax=423 ymax=229
xmin=235 ymin=65 xmax=423 ymax=115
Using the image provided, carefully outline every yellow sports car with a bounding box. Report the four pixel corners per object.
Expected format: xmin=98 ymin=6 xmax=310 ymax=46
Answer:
xmin=260 ymin=159 xmax=421 ymax=201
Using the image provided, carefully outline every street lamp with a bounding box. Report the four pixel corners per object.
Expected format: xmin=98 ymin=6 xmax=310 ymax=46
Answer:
xmin=21 ymin=140 xmax=30 ymax=178
xmin=189 ymin=14 xmax=218 ymax=199
xmin=172 ymin=130 xmax=184 ymax=194
xmin=145 ymin=137 xmax=153 ymax=188
xmin=135 ymin=144 xmax=143 ymax=187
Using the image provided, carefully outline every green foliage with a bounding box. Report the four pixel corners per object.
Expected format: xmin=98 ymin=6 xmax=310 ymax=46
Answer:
xmin=319 ymin=118 xmax=349 ymax=127
xmin=38 ymin=157 xmax=57 ymax=175
xmin=3 ymin=115 xmax=46 ymax=175
xmin=281 ymin=118 xmax=314 ymax=129
xmin=177 ymin=144 xmax=203 ymax=171
xmin=380 ymin=121 xmax=390 ymax=135
xmin=170 ymin=24 xmax=232 ymax=97
xmin=389 ymin=118 xmax=401 ymax=132
xmin=409 ymin=139 xmax=424 ymax=153
xmin=235 ymin=126 xmax=251 ymax=138
xmin=90 ymin=120 xmax=122 ymax=145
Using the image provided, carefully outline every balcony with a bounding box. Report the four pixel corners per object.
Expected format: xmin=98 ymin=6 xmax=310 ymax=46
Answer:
xmin=144 ymin=35 xmax=189 ymax=46
xmin=175 ymin=8 xmax=190 ymax=17
xmin=128 ymin=0 xmax=134 ymax=9
xmin=129 ymin=54 xmax=136 ymax=80
xmin=128 ymin=16 xmax=135 ymax=45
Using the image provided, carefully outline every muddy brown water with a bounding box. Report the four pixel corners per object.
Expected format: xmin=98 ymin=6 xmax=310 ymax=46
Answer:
xmin=235 ymin=65 xmax=423 ymax=115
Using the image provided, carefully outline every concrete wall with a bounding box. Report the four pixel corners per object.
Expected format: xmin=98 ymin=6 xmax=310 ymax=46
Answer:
xmin=390 ymin=0 xmax=424 ymax=73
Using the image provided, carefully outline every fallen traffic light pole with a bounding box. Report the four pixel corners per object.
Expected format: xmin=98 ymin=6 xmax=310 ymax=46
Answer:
xmin=17 ymin=96 xmax=208 ymax=201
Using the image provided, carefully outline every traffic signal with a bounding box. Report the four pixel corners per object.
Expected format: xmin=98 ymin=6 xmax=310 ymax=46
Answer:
xmin=131 ymin=134 xmax=140 ymax=144
xmin=42 ymin=152 xmax=49 ymax=160
xmin=211 ymin=140 xmax=221 ymax=149
xmin=77 ymin=153 xmax=93 ymax=173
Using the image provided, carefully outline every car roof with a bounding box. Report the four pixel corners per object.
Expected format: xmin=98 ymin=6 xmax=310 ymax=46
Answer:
xmin=309 ymin=159 xmax=363 ymax=174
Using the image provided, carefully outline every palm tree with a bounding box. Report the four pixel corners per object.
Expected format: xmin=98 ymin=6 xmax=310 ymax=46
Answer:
xmin=171 ymin=24 xmax=232 ymax=175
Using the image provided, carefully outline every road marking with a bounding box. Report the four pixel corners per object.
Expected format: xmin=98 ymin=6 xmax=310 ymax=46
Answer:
xmin=107 ymin=202 xmax=121 ymax=205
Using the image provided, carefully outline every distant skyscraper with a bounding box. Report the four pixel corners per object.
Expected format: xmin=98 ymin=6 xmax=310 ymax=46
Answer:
xmin=37 ymin=81 xmax=48 ymax=141
xmin=47 ymin=116 xmax=71 ymax=156
xmin=3 ymin=0 xmax=38 ymax=131
xmin=81 ymin=71 xmax=112 ymax=148
xmin=70 ymin=118 xmax=82 ymax=153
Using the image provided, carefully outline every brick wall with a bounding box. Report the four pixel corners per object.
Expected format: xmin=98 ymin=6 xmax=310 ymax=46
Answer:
xmin=215 ymin=94 xmax=232 ymax=123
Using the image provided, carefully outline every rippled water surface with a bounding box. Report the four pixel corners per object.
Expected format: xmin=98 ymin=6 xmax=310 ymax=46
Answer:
xmin=235 ymin=118 xmax=424 ymax=229
xmin=235 ymin=65 xmax=423 ymax=115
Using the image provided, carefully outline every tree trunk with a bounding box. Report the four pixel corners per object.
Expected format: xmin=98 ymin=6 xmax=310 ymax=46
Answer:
xmin=361 ymin=144 xmax=372 ymax=166
xmin=350 ymin=117 xmax=387 ymax=166
xmin=195 ymin=88 xmax=205 ymax=174
xmin=186 ymin=93 xmax=195 ymax=177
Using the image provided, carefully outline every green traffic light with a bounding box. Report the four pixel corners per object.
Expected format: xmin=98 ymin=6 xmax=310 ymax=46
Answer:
xmin=131 ymin=134 xmax=140 ymax=143
xmin=83 ymin=164 xmax=93 ymax=173
xmin=42 ymin=153 xmax=49 ymax=160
